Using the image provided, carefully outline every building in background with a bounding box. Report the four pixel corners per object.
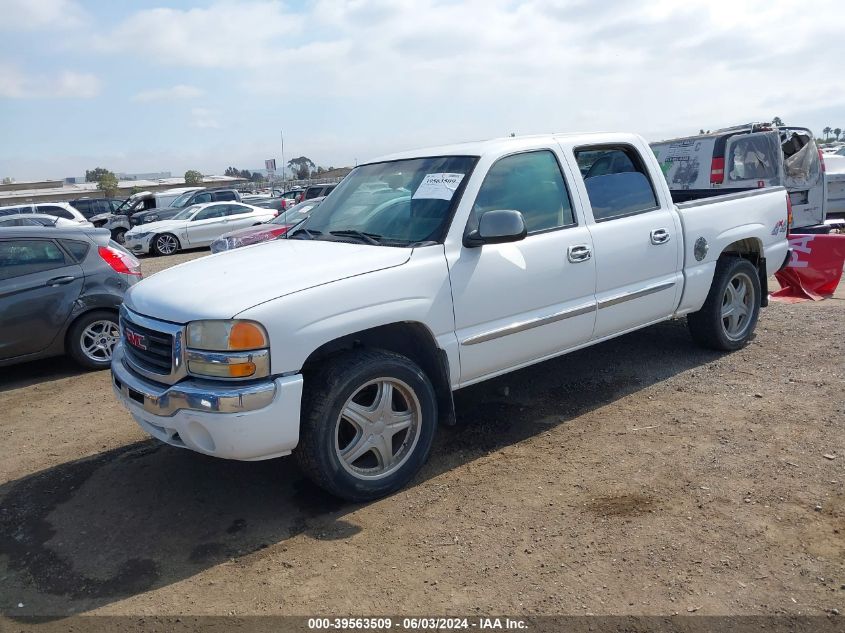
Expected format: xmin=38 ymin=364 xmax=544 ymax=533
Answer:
xmin=1 ymin=175 xmax=246 ymax=206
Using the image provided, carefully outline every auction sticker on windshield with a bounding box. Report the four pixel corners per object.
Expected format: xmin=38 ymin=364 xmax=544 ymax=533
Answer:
xmin=412 ymin=173 xmax=465 ymax=200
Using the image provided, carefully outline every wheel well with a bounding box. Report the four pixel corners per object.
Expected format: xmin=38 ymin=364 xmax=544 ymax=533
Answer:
xmin=302 ymin=322 xmax=456 ymax=426
xmin=721 ymin=238 xmax=762 ymax=263
xmin=719 ymin=238 xmax=768 ymax=307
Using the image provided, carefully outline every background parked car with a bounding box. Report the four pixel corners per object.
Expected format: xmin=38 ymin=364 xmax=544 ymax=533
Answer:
xmin=69 ymin=198 xmax=125 ymax=220
xmin=124 ymin=201 xmax=277 ymax=256
xmin=129 ymin=188 xmax=242 ymax=228
xmin=0 ymin=226 xmax=141 ymax=369
xmin=297 ymin=183 xmax=337 ymax=202
xmin=0 ymin=213 xmax=83 ymax=228
xmin=210 ymin=197 xmax=324 ymax=253
xmin=0 ymin=203 xmax=94 ymax=227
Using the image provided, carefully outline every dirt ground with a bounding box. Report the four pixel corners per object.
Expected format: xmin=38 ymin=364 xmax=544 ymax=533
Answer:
xmin=0 ymin=247 xmax=843 ymax=619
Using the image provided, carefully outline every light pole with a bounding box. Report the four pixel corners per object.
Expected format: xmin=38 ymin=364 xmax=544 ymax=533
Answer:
xmin=280 ymin=130 xmax=285 ymax=192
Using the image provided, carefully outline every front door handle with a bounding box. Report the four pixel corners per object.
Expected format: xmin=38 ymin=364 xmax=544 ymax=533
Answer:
xmin=46 ymin=276 xmax=76 ymax=287
xmin=567 ymin=244 xmax=592 ymax=263
xmin=650 ymin=229 xmax=671 ymax=245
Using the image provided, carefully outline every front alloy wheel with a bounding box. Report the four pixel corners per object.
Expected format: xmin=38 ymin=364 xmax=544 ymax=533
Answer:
xmin=153 ymin=233 xmax=179 ymax=256
xmin=335 ymin=378 xmax=422 ymax=480
xmin=296 ymin=349 xmax=438 ymax=501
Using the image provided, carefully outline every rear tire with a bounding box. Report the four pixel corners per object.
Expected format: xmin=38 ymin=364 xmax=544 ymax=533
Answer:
xmin=151 ymin=233 xmax=179 ymax=256
xmin=295 ymin=349 xmax=438 ymax=502
xmin=67 ymin=310 xmax=120 ymax=370
xmin=687 ymin=256 xmax=761 ymax=351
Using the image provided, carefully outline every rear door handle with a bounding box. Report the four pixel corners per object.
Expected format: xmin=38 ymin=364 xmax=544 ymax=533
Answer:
xmin=650 ymin=229 xmax=670 ymax=245
xmin=567 ymin=244 xmax=592 ymax=263
xmin=46 ymin=276 xmax=76 ymax=286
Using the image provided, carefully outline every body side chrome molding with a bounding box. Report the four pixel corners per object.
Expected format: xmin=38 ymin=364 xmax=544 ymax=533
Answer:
xmin=461 ymin=303 xmax=596 ymax=346
xmin=597 ymin=280 xmax=676 ymax=309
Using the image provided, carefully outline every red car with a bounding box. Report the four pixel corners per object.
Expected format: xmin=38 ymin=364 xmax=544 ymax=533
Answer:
xmin=209 ymin=197 xmax=324 ymax=253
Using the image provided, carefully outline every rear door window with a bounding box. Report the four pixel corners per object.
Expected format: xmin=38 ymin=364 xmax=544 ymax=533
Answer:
xmin=36 ymin=205 xmax=75 ymax=220
xmin=0 ymin=239 xmax=69 ymax=280
xmin=225 ymin=204 xmax=252 ymax=216
xmin=214 ymin=190 xmax=237 ymax=201
xmin=574 ymin=145 xmax=659 ymax=221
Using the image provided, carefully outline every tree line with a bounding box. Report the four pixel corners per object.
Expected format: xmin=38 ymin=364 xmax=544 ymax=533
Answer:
xmin=226 ymin=157 xmax=336 ymax=181
xmin=84 ymin=167 xmax=205 ymax=196
xmin=81 ymin=156 xmax=339 ymax=197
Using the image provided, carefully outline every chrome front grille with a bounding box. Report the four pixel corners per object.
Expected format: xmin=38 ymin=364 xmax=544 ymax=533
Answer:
xmin=122 ymin=320 xmax=173 ymax=374
xmin=119 ymin=306 xmax=187 ymax=385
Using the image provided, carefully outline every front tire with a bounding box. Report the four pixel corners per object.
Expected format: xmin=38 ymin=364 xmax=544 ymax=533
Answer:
xmin=112 ymin=227 xmax=127 ymax=244
xmin=296 ymin=349 xmax=438 ymax=502
xmin=151 ymin=233 xmax=179 ymax=256
xmin=66 ymin=310 xmax=120 ymax=370
xmin=688 ymin=256 xmax=761 ymax=351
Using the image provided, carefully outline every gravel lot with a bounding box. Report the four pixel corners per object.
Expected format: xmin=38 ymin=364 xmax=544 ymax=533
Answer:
xmin=1 ymin=247 xmax=843 ymax=618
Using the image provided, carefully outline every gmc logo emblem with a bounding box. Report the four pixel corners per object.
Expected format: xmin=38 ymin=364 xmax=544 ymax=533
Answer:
xmin=125 ymin=328 xmax=147 ymax=351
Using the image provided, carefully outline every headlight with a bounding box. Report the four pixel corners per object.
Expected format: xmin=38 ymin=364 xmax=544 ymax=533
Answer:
xmin=131 ymin=231 xmax=150 ymax=239
xmin=186 ymin=320 xmax=270 ymax=379
xmin=187 ymin=320 xmax=268 ymax=351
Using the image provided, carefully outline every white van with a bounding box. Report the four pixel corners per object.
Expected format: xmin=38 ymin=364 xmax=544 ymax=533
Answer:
xmin=651 ymin=123 xmax=826 ymax=230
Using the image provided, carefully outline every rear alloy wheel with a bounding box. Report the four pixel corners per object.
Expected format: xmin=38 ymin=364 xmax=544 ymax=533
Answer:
xmin=67 ymin=310 xmax=120 ymax=370
xmin=688 ymin=256 xmax=761 ymax=351
xmin=296 ymin=349 xmax=438 ymax=501
xmin=152 ymin=233 xmax=179 ymax=256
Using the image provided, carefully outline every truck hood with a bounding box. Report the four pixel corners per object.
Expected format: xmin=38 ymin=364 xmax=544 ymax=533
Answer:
xmin=125 ymin=240 xmax=413 ymax=323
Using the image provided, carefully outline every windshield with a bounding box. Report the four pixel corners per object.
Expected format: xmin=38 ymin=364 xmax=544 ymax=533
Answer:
xmin=295 ymin=156 xmax=477 ymax=245
xmin=171 ymin=204 xmax=201 ymax=221
xmin=169 ymin=191 xmax=196 ymax=207
xmin=272 ymin=201 xmax=320 ymax=225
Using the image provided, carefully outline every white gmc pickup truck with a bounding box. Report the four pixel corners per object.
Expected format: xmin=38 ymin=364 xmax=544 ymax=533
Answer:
xmin=112 ymin=133 xmax=790 ymax=500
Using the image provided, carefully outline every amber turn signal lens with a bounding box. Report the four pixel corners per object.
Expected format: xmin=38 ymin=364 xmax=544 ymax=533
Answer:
xmin=228 ymin=322 xmax=267 ymax=350
xmin=187 ymin=360 xmax=257 ymax=378
xmin=227 ymin=362 xmax=257 ymax=378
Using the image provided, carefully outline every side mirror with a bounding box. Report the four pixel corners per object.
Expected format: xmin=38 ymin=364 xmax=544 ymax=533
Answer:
xmin=463 ymin=209 xmax=527 ymax=248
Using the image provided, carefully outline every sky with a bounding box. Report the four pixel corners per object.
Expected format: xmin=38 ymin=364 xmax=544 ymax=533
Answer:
xmin=0 ymin=0 xmax=843 ymax=181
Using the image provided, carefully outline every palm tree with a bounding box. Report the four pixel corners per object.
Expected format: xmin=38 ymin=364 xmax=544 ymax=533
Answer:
xmin=823 ymin=126 xmax=832 ymax=140
xmin=835 ymin=128 xmax=842 ymax=141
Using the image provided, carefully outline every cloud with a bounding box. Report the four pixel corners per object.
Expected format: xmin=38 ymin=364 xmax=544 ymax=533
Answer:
xmin=0 ymin=64 xmax=100 ymax=99
xmin=0 ymin=0 xmax=86 ymax=30
xmin=191 ymin=108 xmax=220 ymax=129
xmin=95 ymin=2 xmax=303 ymax=69
xmin=131 ymin=84 xmax=204 ymax=102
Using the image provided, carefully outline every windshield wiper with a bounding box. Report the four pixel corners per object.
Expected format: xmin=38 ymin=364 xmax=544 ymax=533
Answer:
xmin=329 ymin=229 xmax=382 ymax=245
xmin=289 ymin=227 xmax=322 ymax=240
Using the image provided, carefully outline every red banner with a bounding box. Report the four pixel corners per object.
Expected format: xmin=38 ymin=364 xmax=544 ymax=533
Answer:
xmin=770 ymin=233 xmax=845 ymax=303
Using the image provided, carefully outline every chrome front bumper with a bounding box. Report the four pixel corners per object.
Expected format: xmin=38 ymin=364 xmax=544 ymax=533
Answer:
xmin=123 ymin=233 xmax=152 ymax=254
xmin=111 ymin=344 xmax=275 ymax=416
xmin=111 ymin=344 xmax=305 ymax=460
